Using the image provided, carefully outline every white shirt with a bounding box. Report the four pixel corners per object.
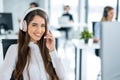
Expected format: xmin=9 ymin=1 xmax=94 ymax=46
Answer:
xmin=0 ymin=42 xmax=66 ymax=80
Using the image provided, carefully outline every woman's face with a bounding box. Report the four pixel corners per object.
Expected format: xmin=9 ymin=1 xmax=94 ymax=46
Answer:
xmin=107 ymin=9 xmax=114 ymax=21
xmin=28 ymin=15 xmax=45 ymax=43
xmin=65 ymin=6 xmax=70 ymax=13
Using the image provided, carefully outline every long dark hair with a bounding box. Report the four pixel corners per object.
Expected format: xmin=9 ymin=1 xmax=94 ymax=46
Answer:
xmin=14 ymin=9 xmax=59 ymax=80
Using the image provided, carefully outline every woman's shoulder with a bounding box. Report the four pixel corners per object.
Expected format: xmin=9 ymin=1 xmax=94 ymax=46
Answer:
xmin=7 ymin=43 xmax=18 ymax=49
xmin=9 ymin=44 xmax=18 ymax=48
xmin=3 ymin=44 xmax=18 ymax=62
xmin=6 ymin=44 xmax=18 ymax=56
xmin=95 ymin=21 xmax=102 ymax=27
xmin=95 ymin=21 xmax=101 ymax=24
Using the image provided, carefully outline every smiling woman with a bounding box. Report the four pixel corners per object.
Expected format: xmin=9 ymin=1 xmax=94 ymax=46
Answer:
xmin=0 ymin=7 xmax=66 ymax=80
xmin=28 ymin=15 xmax=45 ymax=43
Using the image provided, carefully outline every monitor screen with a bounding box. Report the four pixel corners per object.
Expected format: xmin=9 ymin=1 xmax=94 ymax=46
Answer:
xmin=58 ymin=16 xmax=69 ymax=25
xmin=0 ymin=13 xmax=13 ymax=32
xmin=101 ymin=22 xmax=120 ymax=80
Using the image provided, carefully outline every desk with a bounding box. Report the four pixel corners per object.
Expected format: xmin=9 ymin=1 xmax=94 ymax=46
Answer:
xmin=72 ymin=39 xmax=100 ymax=80
xmin=57 ymin=22 xmax=74 ymax=40
xmin=57 ymin=27 xmax=72 ymax=40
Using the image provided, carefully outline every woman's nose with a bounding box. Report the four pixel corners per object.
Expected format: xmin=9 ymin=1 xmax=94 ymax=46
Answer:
xmin=37 ymin=26 xmax=42 ymax=33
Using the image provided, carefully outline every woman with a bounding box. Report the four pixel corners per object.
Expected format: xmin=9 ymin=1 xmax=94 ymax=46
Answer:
xmin=93 ymin=6 xmax=114 ymax=80
xmin=62 ymin=5 xmax=74 ymax=22
xmin=29 ymin=2 xmax=39 ymax=8
xmin=94 ymin=6 xmax=114 ymax=43
xmin=93 ymin=6 xmax=114 ymax=57
xmin=0 ymin=7 xmax=66 ymax=80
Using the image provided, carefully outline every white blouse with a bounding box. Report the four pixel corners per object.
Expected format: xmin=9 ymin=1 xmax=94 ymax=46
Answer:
xmin=0 ymin=42 xmax=66 ymax=80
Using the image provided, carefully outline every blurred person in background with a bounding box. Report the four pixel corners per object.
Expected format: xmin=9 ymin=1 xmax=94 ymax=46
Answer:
xmin=29 ymin=2 xmax=39 ymax=8
xmin=93 ymin=6 xmax=114 ymax=57
xmin=94 ymin=6 xmax=114 ymax=43
xmin=62 ymin=5 xmax=74 ymax=22
xmin=18 ymin=2 xmax=39 ymax=24
xmin=93 ymin=6 xmax=114 ymax=80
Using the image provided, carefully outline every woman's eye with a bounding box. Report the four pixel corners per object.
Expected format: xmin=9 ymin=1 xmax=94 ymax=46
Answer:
xmin=41 ymin=24 xmax=45 ymax=27
xmin=32 ymin=23 xmax=37 ymax=27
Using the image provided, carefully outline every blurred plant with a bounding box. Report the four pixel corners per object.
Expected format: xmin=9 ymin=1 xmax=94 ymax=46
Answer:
xmin=80 ymin=27 xmax=93 ymax=40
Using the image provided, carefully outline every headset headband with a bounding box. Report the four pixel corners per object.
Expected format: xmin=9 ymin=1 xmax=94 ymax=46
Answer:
xmin=20 ymin=7 xmax=47 ymax=31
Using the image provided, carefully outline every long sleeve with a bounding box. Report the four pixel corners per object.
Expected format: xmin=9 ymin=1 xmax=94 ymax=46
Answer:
xmin=0 ymin=44 xmax=18 ymax=80
xmin=50 ymin=50 xmax=67 ymax=80
xmin=94 ymin=22 xmax=101 ymax=39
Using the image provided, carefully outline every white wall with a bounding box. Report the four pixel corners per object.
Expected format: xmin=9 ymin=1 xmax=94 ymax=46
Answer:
xmin=0 ymin=0 xmax=3 ymax=12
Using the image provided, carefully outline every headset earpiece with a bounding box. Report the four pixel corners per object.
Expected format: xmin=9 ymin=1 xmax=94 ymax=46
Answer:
xmin=103 ymin=9 xmax=108 ymax=17
xmin=20 ymin=7 xmax=48 ymax=32
xmin=22 ymin=20 xmax=27 ymax=32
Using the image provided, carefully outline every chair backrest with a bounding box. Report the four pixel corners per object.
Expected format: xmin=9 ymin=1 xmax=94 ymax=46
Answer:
xmin=2 ymin=39 xmax=17 ymax=59
xmin=92 ymin=22 xmax=96 ymax=36
xmin=1 ymin=39 xmax=17 ymax=80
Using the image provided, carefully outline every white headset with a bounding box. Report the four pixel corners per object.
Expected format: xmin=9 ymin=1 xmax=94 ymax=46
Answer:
xmin=19 ymin=7 xmax=47 ymax=32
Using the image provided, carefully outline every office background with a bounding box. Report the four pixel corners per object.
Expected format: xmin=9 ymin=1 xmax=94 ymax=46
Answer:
xmin=0 ymin=0 xmax=120 ymax=80
xmin=0 ymin=0 xmax=119 ymax=32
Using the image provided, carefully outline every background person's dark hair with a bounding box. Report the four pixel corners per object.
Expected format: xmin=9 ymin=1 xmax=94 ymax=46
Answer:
xmin=30 ymin=2 xmax=39 ymax=7
xmin=103 ymin=6 xmax=114 ymax=17
xmin=64 ymin=5 xmax=70 ymax=10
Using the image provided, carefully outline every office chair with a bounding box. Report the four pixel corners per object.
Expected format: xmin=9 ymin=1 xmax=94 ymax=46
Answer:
xmin=2 ymin=39 xmax=18 ymax=80
xmin=92 ymin=22 xmax=100 ymax=57
xmin=92 ymin=22 xmax=96 ymax=36
xmin=2 ymin=39 xmax=17 ymax=59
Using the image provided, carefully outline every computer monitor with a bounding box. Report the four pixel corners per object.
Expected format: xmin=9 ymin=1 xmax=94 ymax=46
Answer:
xmin=58 ymin=16 xmax=69 ymax=25
xmin=101 ymin=22 xmax=120 ymax=80
xmin=0 ymin=13 xmax=13 ymax=32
